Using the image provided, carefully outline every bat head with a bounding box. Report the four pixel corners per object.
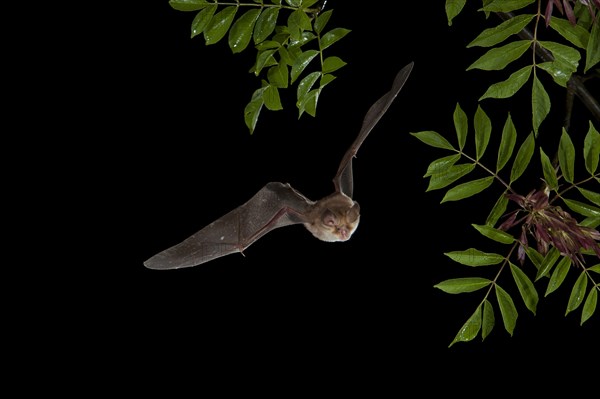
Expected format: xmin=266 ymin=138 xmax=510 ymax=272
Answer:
xmin=304 ymin=194 xmax=360 ymax=242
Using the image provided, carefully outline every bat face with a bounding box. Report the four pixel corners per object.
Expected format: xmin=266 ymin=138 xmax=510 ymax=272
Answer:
xmin=303 ymin=193 xmax=360 ymax=242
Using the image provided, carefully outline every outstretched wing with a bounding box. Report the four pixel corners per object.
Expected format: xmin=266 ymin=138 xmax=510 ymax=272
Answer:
xmin=144 ymin=182 xmax=314 ymax=269
xmin=333 ymin=61 xmax=414 ymax=197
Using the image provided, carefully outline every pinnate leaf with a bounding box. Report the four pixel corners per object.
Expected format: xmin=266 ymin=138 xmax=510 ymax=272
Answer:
xmin=467 ymin=40 xmax=531 ymax=70
xmin=449 ymin=305 xmax=481 ymax=347
xmin=434 ymin=277 xmax=492 ymax=294
xmin=445 ymin=248 xmax=504 ymax=266
xmin=495 ymin=284 xmax=518 ymax=335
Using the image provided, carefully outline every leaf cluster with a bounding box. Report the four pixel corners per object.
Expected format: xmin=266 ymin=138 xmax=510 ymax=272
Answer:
xmin=411 ymin=0 xmax=600 ymax=346
xmin=449 ymin=0 xmax=600 ymax=135
xmin=169 ymin=0 xmax=350 ymax=133
xmin=413 ymin=106 xmax=599 ymax=345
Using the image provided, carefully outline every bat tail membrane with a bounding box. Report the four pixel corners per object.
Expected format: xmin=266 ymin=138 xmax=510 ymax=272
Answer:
xmin=144 ymin=182 xmax=314 ymax=269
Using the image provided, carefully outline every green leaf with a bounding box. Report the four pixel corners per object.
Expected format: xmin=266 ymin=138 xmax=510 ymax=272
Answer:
xmin=263 ymin=84 xmax=282 ymax=111
xmin=320 ymin=27 xmax=351 ymax=51
xmin=322 ymin=56 xmax=346 ymax=73
xmin=445 ymin=248 xmax=505 ymax=266
xmin=410 ymin=131 xmax=455 ymax=150
xmin=531 ymin=76 xmax=551 ymax=135
xmin=497 ymin=114 xmax=517 ymax=172
xmin=581 ymin=216 xmax=600 ymax=228
xmin=290 ymin=49 xmax=319 ymax=83
xmin=441 ymin=176 xmax=494 ymax=202
xmin=540 ymin=148 xmax=559 ymax=190
xmin=480 ymin=65 xmax=532 ymax=100
xmin=297 ymin=88 xmax=320 ymax=118
xmin=468 ymin=14 xmax=534 ymax=47
xmin=434 ymin=277 xmax=492 ymax=294
xmin=539 ymin=40 xmax=581 ymax=68
xmin=486 ymin=191 xmax=509 ymax=227
xmin=296 ymin=71 xmax=320 ymax=100
xmin=244 ymin=88 xmax=265 ymax=134
xmin=229 ymin=9 xmax=261 ymax=53
xmin=536 ymin=62 xmax=568 ymax=88
xmin=254 ymin=7 xmax=279 ymax=44
xmin=577 ymin=187 xmax=600 ymax=207
xmin=585 ymin=15 xmax=600 ymax=72
xmin=535 ymin=247 xmax=561 ymax=281
xmin=453 ymin=103 xmax=468 ymax=150
xmin=254 ymin=48 xmax=278 ymax=75
xmin=467 ymin=40 xmax=531 ymax=71
xmin=314 ymin=9 xmax=332 ymax=34
xmin=427 ymin=163 xmax=476 ymax=191
xmin=424 ymin=154 xmax=461 ymax=177
xmin=204 ymin=6 xmax=237 ymax=45
xmin=319 ymin=73 xmax=335 ymax=87
xmin=588 ymin=264 xmax=600 ymax=273
xmin=287 ymin=8 xmax=312 ymax=33
xmin=449 ymin=305 xmax=482 ymax=347
xmin=191 ymin=4 xmax=217 ymax=38
xmin=285 ymin=0 xmax=301 ymax=6
xmin=562 ymin=198 xmax=600 ymax=217
xmin=545 ymin=256 xmax=571 ymax=296
xmin=289 ymin=30 xmax=316 ymax=48
xmin=267 ymin=63 xmax=288 ymax=88
xmin=446 ymin=0 xmax=467 ymax=26
xmin=472 ymin=224 xmax=515 ymax=244
xmin=474 ymin=105 xmax=491 ymax=160
xmin=581 ymin=287 xmax=597 ymax=325
xmin=482 ymin=299 xmax=495 ymax=340
xmin=559 ymin=128 xmax=576 ymax=183
xmin=537 ymin=41 xmax=580 ymax=87
xmin=510 ymin=131 xmax=535 ymax=184
xmin=169 ymin=0 xmax=211 ymax=12
xmin=510 ymin=262 xmax=539 ymax=314
xmin=255 ymin=40 xmax=280 ymax=50
xmin=549 ymin=17 xmax=589 ymax=49
xmin=526 ymin=246 xmax=544 ymax=270
xmin=495 ymin=285 xmax=518 ymax=336
xmin=583 ymin=121 xmax=600 ymax=175
xmin=566 ymin=270 xmax=588 ymax=315
xmin=481 ymin=0 xmax=535 ymax=12
xmin=300 ymin=0 xmax=320 ymax=8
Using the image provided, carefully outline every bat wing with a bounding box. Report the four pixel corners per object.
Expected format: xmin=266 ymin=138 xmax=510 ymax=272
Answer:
xmin=144 ymin=182 xmax=314 ymax=270
xmin=333 ymin=61 xmax=414 ymax=197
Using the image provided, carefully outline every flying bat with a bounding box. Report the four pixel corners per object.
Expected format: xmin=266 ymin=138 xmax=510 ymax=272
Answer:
xmin=144 ymin=61 xmax=414 ymax=270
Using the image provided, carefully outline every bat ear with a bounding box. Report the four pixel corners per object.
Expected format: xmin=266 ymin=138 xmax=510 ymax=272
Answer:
xmin=346 ymin=202 xmax=360 ymax=223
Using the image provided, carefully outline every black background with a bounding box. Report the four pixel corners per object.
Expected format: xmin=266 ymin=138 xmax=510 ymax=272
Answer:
xmin=49 ymin=0 xmax=598 ymax=389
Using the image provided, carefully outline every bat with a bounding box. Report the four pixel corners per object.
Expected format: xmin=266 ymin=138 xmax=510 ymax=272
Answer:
xmin=144 ymin=61 xmax=414 ymax=269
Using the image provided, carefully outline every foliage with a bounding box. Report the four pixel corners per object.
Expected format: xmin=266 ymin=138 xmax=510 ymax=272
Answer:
xmin=412 ymin=0 xmax=600 ymax=346
xmin=169 ymin=0 xmax=350 ymax=133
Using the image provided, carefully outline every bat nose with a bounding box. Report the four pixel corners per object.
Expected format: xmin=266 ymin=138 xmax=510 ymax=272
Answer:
xmin=338 ymin=227 xmax=349 ymax=240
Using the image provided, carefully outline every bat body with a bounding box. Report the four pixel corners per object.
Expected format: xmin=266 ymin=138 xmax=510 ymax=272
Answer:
xmin=144 ymin=62 xmax=414 ymax=269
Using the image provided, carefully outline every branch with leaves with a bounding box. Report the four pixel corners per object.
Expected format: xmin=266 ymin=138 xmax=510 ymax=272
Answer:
xmin=413 ymin=0 xmax=600 ymax=346
xmin=169 ymin=0 xmax=350 ymax=133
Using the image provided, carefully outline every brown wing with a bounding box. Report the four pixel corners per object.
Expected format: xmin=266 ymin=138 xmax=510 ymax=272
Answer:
xmin=143 ymin=182 xmax=314 ymax=269
xmin=333 ymin=61 xmax=414 ymax=197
